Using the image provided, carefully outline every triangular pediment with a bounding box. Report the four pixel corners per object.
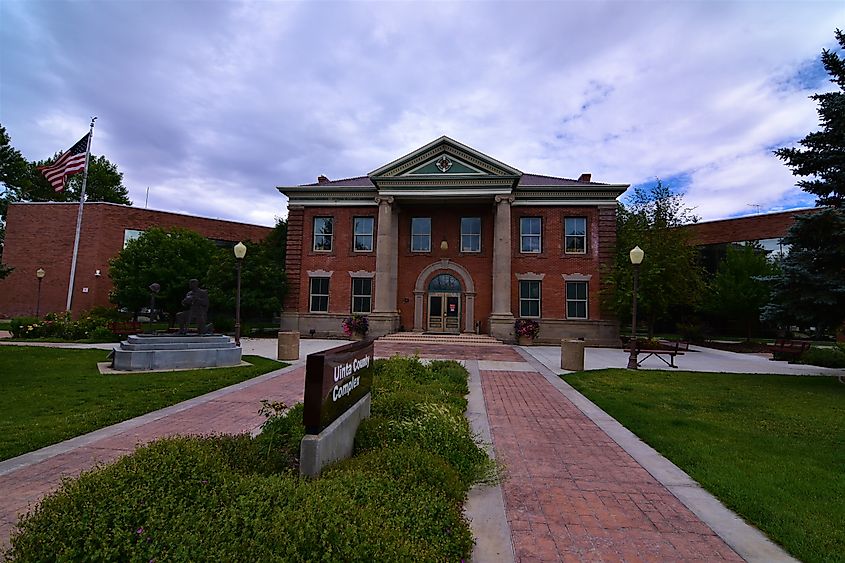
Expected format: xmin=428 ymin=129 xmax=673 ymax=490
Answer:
xmin=368 ymin=136 xmax=522 ymax=180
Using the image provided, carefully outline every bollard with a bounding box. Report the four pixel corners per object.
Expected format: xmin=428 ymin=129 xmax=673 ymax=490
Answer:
xmin=277 ymin=331 xmax=300 ymax=361
xmin=561 ymin=338 xmax=586 ymax=371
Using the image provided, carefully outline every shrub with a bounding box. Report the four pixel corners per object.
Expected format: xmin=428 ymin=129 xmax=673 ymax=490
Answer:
xmin=515 ymin=318 xmax=540 ymax=339
xmin=796 ymin=344 xmax=845 ymax=369
xmin=9 ymin=316 xmax=39 ymax=338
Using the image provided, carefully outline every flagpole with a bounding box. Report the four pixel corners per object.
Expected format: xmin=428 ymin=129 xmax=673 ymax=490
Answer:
xmin=65 ymin=116 xmax=97 ymax=312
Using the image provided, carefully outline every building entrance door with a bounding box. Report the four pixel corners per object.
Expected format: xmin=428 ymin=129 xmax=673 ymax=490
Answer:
xmin=426 ymin=273 xmax=462 ymax=334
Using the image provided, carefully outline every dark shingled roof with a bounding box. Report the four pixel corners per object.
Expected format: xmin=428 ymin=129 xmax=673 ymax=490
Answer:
xmin=299 ymin=173 xmax=607 ymax=188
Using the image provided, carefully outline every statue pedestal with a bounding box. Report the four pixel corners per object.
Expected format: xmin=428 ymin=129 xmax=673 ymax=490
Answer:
xmin=111 ymin=334 xmax=241 ymax=371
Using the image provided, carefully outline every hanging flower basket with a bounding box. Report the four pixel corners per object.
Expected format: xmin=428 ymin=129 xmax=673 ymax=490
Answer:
xmin=514 ymin=319 xmax=540 ymax=345
xmin=342 ymin=315 xmax=369 ymax=340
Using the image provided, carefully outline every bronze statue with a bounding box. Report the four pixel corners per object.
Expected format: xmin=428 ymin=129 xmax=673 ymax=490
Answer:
xmin=176 ymin=279 xmax=210 ymax=335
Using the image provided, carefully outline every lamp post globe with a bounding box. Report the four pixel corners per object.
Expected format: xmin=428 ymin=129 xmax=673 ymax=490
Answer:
xmin=35 ymin=268 xmax=46 ymax=318
xmin=233 ymin=242 xmax=247 ymax=346
xmin=627 ymin=246 xmax=644 ymax=369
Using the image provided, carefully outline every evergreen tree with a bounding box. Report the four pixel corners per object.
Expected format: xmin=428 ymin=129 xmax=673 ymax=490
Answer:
xmin=765 ymin=29 xmax=845 ymax=334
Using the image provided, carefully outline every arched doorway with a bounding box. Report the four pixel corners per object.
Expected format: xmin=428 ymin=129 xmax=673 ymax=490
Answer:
xmin=413 ymin=260 xmax=476 ymax=333
xmin=427 ymin=273 xmax=461 ymax=333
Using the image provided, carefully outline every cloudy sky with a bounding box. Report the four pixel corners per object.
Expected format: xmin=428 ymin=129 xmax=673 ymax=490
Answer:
xmin=1 ymin=1 xmax=842 ymax=226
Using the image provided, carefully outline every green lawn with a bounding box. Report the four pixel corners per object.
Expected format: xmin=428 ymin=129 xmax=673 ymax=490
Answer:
xmin=0 ymin=346 xmax=285 ymax=462
xmin=565 ymin=369 xmax=845 ymax=563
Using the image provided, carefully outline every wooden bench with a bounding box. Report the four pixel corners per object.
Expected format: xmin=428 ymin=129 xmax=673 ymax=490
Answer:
xmin=767 ymin=339 xmax=810 ymax=361
xmin=108 ymin=321 xmax=143 ymax=336
xmin=625 ymin=338 xmax=689 ymax=368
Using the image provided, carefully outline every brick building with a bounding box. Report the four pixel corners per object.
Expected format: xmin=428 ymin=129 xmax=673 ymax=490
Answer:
xmin=679 ymin=208 xmax=817 ymax=272
xmin=0 ymin=202 xmax=272 ymax=318
xmin=278 ymin=136 xmax=628 ymax=344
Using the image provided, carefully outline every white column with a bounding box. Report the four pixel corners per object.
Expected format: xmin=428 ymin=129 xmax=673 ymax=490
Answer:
xmin=492 ymin=195 xmax=514 ymax=314
xmin=373 ymin=196 xmax=396 ymax=313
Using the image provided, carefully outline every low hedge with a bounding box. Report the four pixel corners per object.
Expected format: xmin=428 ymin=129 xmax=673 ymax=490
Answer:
xmin=7 ymin=356 xmax=489 ymax=561
xmin=795 ymin=344 xmax=845 ymax=369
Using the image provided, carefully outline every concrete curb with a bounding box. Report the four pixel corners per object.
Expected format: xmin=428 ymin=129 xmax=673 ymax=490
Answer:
xmin=514 ymin=346 xmax=797 ymax=563
xmin=0 ymin=362 xmax=303 ymax=477
xmin=464 ymin=359 xmax=515 ymax=563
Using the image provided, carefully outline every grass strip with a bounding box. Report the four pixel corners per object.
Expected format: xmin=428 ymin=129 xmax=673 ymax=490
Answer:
xmin=0 ymin=346 xmax=284 ymax=461
xmin=565 ymin=368 xmax=845 ymax=563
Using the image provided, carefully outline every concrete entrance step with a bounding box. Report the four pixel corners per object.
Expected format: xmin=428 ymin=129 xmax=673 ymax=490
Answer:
xmin=377 ymin=332 xmax=504 ymax=346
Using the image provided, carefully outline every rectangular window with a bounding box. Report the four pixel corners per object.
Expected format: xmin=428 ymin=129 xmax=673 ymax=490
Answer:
xmin=565 ymin=217 xmax=587 ymax=254
xmin=566 ymin=281 xmax=588 ymax=319
xmin=313 ymin=217 xmax=333 ymax=252
xmin=411 ymin=217 xmax=431 ymax=252
xmin=519 ymin=280 xmax=541 ymax=318
xmin=123 ymin=229 xmax=144 ymax=248
xmin=520 ymin=217 xmax=542 ymax=253
xmin=460 ymin=217 xmax=481 ymax=252
xmin=351 ymin=278 xmax=372 ymax=313
xmin=353 ymin=217 xmax=374 ymax=252
xmin=309 ymin=277 xmax=330 ymax=312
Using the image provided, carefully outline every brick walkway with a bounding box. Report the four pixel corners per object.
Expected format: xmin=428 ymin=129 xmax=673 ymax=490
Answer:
xmin=481 ymin=368 xmax=742 ymax=562
xmin=0 ymin=365 xmax=306 ymax=550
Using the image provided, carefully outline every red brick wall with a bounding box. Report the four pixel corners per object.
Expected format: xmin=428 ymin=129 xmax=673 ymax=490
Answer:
xmin=680 ymin=209 xmax=816 ymax=246
xmin=396 ymin=204 xmax=494 ymax=331
xmin=0 ymin=203 xmax=272 ymax=318
xmin=511 ymin=206 xmax=609 ymax=320
xmin=296 ymin=206 xmax=378 ymax=314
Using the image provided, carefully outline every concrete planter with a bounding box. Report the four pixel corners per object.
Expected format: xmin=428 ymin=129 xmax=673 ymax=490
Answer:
xmin=518 ymin=335 xmax=535 ymax=346
xmin=349 ymin=331 xmax=366 ymax=341
xmin=277 ymin=331 xmax=300 ymax=361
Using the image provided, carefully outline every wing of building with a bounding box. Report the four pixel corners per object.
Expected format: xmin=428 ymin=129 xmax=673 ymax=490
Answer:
xmin=278 ymin=136 xmax=629 ymax=344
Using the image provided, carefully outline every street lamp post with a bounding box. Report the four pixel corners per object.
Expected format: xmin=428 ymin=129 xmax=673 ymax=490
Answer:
xmin=35 ymin=268 xmax=46 ymax=317
xmin=627 ymin=246 xmax=645 ymax=370
xmin=233 ymin=242 xmax=247 ymax=347
xmin=148 ymin=283 xmax=161 ymax=334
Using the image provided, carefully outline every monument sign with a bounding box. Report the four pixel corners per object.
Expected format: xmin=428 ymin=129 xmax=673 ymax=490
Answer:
xmin=303 ymin=339 xmax=374 ymax=434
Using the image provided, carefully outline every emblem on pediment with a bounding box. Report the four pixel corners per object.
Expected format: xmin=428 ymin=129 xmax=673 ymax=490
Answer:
xmin=435 ymin=155 xmax=453 ymax=172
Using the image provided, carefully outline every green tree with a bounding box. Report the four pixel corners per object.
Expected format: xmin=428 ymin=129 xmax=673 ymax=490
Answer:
xmin=762 ymin=208 xmax=845 ymax=334
xmin=0 ymin=124 xmax=31 ymax=278
xmin=603 ymin=181 xmax=705 ymax=337
xmin=704 ymin=243 xmax=780 ymax=339
xmin=205 ymin=219 xmax=287 ymax=321
xmin=766 ymin=29 xmax=845 ymax=334
xmin=28 ymin=154 xmax=131 ymax=205
xmin=109 ymin=228 xmax=217 ymax=321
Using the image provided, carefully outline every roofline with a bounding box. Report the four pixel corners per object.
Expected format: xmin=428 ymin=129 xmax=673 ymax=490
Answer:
xmin=680 ymin=207 xmax=818 ymax=227
xmin=368 ymin=135 xmax=523 ymax=177
xmin=9 ymin=201 xmax=273 ymax=230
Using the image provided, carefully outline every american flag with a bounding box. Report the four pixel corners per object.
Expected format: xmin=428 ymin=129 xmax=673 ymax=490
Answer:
xmin=37 ymin=133 xmax=90 ymax=192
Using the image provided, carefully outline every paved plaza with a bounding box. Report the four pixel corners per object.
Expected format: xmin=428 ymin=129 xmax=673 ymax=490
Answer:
xmin=0 ymin=335 xmax=833 ymax=560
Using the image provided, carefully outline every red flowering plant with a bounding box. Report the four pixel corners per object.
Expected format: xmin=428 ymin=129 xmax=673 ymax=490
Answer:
xmin=514 ymin=318 xmax=540 ymax=339
xmin=341 ymin=315 xmax=369 ymax=337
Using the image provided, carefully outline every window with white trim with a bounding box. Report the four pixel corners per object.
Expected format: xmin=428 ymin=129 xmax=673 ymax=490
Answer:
xmin=460 ymin=217 xmax=481 ymax=252
xmin=565 ymin=217 xmax=587 ymax=254
xmin=520 ymin=217 xmax=542 ymax=253
xmin=313 ymin=217 xmax=333 ymax=252
xmin=519 ymin=280 xmax=541 ymax=318
xmin=309 ymin=277 xmax=330 ymax=312
xmin=566 ymin=281 xmax=588 ymax=319
xmin=351 ymin=278 xmax=372 ymax=313
xmin=411 ymin=217 xmax=431 ymax=252
xmin=353 ymin=217 xmax=374 ymax=252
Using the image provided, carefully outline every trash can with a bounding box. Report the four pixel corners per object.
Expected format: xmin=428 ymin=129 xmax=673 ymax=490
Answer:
xmin=561 ymin=339 xmax=585 ymax=371
xmin=277 ymin=331 xmax=300 ymax=361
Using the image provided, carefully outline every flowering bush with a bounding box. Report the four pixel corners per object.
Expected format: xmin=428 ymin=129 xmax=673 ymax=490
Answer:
xmin=514 ymin=318 xmax=540 ymax=339
xmin=341 ymin=314 xmax=369 ymax=336
xmin=10 ymin=310 xmax=118 ymax=341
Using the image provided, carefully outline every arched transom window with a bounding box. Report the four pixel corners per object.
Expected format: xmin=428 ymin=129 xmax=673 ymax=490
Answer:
xmin=428 ymin=273 xmax=462 ymax=293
